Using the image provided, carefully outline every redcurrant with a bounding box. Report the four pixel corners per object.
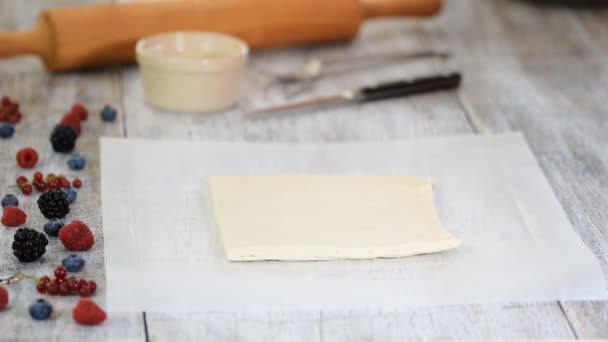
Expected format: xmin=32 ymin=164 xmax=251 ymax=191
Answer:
xmin=79 ymin=285 xmax=91 ymax=297
xmin=33 ymin=181 xmax=48 ymax=192
xmin=48 ymin=180 xmax=59 ymax=189
xmin=72 ymin=178 xmax=82 ymax=189
xmin=54 ymin=267 xmax=67 ymax=280
xmin=47 ymin=283 xmax=59 ymax=295
xmin=88 ymin=281 xmax=97 ymax=294
xmin=39 ymin=275 xmax=50 ymax=284
xmin=16 ymin=176 xmax=27 ymax=185
xmin=21 ymin=184 xmax=33 ymax=195
xmin=36 ymin=282 xmax=46 ymax=294
xmin=33 ymin=172 xmax=43 ymax=182
xmin=59 ymin=284 xmax=70 ymax=296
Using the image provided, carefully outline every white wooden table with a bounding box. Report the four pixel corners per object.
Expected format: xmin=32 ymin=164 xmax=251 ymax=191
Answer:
xmin=1 ymin=0 xmax=607 ymax=340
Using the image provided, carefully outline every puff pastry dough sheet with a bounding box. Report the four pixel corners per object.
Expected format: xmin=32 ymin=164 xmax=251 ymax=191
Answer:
xmin=209 ymin=175 xmax=460 ymax=261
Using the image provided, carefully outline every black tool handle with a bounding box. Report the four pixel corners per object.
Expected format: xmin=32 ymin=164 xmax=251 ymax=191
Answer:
xmin=358 ymin=72 xmax=461 ymax=102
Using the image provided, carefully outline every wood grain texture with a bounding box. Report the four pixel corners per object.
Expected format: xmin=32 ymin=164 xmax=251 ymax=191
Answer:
xmin=122 ymin=19 xmax=577 ymax=341
xmin=2 ymin=0 xmax=608 ymax=340
xmin=0 ymin=1 xmax=145 ymax=341
xmin=420 ymin=0 xmax=608 ymax=338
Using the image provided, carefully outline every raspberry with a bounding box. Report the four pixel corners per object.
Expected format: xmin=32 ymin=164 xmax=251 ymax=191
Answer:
xmin=59 ymin=220 xmax=95 ymax=251
xmin=60 ymin=112 xmax=82 ymax=136
xmin=0 ymin=286 xmax=8 ymax=310
xmin=72 ymin=299 xmax=106 ymax=325
xmin=16 ymin=147 xmax=38 ymax=169
xmin=70 ymin=103 xmax=88 ymax=121
xmin=1 ymin=206 xmax=27 ymax=227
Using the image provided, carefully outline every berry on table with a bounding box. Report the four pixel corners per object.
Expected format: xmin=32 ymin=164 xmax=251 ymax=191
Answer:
xmin=0 ymin=97 xmax=22 ymax=124
xmin=100 ymin=105 xmax=117 ymax=122
xmin=0 ymin=286 xmax=8 ymax=310
xmin=79 ymin=285 xmax=91 ymax=297
xmin=59 ymin=221 xmax=94 ymax=251
xmin=33 ymin=171 xmax=43 ymax=182
xmin=16 ymin=147 xmax=39 ymax=169
xmin=62 ymin=254 xmax=85 ymax=272
xmin=39 ymin=275 xmax=50 ymax=284
xmin=88 ymin=281 xmax=97 ymax=294
xmin=46 ymin=283 xmax=58 ymax=295
xmin=73 ymin=299 xmax=106 ymax=325
xmin=70 ymin=103 xmax=88 ymax=121
xmin=29 ymin=299 xmax=52 ymax=320
xmin=60 ymin=112 xmax=82 ymax=136
xmin=0 ymin=122 xmax=15 ymax=139
xmin=1 ymin=194 xmax=18 ymax=208
xmin=60 ymin=179 xmax=71 ymax=188
xmin=43 ymin=218 xmax=64 ymax=237
xmin=16 ymin=176 xmax=28 ymax=185
xmin=36 ymin=282 xmax=46 ymax=294
xmin=37 ymin=189 xmax=70 ymax=219
xmin=62 ymin=187 xmax=77 ymax=203
xmin=33 ymin=180 xmax=48 ymax=192
xmin=67 ymin=154 xmax=86 ymax=170
xmin=12 ymin=228 xmax=48 ymax=262
xmin=48 ymin=180 xmax=59 ymax=190
xmin=66 ymin=277 xmax=80 ymax=292
xmin=59 ymin=284 xmax=70 ymax=296
xmin=78 ymin=279 xmax=88 ymax=288
xmin=54 ymin=267 xmax=67 ymax=280
xmin=1 ymin=206 xmax=27 ymax=227
xmin=50 ymin=124 xmax=77 ymax=153
xmin=72 ymin=179 xmax=82 ymax=188
xmin=21 ymin=184 xmax=33 ymax=196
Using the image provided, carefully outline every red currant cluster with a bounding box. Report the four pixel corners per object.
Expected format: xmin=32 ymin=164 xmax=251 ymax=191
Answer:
xmin=16 ymin=172 xmax=82 ymax=195
xmin=36 ymin=267 xmax=97 ymax=297
xmin=0 ymin=96 xmax=22 ymax=124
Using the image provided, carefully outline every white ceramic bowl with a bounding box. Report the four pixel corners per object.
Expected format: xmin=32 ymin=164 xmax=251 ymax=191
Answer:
xmin=136 ymin=32 xmax=248 ymax=113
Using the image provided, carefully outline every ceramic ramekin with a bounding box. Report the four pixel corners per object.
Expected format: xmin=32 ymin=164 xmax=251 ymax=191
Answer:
xmin=136 ymin=32 xmax=248 ymax=113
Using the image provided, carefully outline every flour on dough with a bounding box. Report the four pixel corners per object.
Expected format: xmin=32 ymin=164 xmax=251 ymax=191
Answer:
xmin=209 ymin=175 xmax=460 ymax=261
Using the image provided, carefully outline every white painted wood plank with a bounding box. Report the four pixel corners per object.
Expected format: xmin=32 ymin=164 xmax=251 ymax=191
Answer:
xmin=125 ymin=17 xmax=575 ymax=340
xmin=421 ymin=0 xmax=608 ymax=338
xmin=0 ymin=1 xmax=145 ymax=340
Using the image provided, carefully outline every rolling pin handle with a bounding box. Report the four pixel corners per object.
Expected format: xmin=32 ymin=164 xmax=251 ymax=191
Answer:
xmin=0 ymin=20 xmax=51 ymax=65
xmin=361 ymin=0 xmax=443 ymax=18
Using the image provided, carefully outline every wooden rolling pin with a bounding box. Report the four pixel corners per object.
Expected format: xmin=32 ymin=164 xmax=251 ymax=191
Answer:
xmin=0 ymin=0 xmax=441 ymax=71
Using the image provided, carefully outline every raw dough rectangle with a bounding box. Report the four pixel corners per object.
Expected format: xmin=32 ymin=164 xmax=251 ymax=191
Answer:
xmin=209 ymin=175 xmax=460 ymax=261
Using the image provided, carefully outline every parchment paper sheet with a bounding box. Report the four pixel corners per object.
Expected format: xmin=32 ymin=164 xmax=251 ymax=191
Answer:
xmin=100 ymin=133 xmax=607 ymax=312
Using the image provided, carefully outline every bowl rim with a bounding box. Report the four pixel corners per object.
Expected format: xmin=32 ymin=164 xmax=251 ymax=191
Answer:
xmin=136 ymin=31 xmax=249 ymax=72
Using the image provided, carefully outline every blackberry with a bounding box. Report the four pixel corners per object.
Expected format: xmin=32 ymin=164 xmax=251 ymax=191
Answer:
xmin=12 ymin=228 xmax=49 ymax=262
xmin=37 ymin=189 xmax=70 ymax=219
xmin=50 ymin=124 xmax=77 ymax=153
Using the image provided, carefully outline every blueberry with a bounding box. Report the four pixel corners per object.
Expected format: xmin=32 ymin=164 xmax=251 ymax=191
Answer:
xmin=0 ymin=123 xmax=15 ymax=139
xmin=61 ymin=187 xmax=77 ymax=203
xmin=67 ymin=154 xmax=86 ymax=170
xmin=62 ymin=253 xmax=85 ymax=272
xmin=29 ymin=299 xmax=52 ymax=320
xmin=1 ymin=194 xmax=18 ymax=208
xmin=43 ymin=219 xmax=64 ymax=237
xmin=100 ymin=105 xmax=117 ymax=122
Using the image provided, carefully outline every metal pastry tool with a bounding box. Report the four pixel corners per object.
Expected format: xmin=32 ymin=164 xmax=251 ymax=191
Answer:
xmin=272 ymin=50 xmax=449 ymax=84
xmin=250 ymin=72 xmax=461 ymax=116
